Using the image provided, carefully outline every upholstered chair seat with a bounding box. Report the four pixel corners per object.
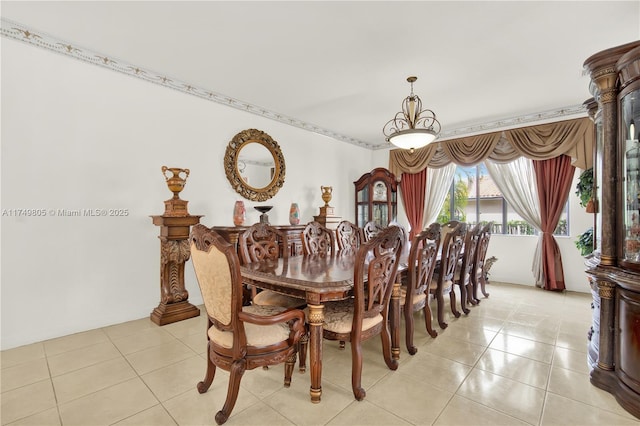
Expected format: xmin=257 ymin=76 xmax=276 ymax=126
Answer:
xmin=208 ymin=305 xmax=290 ymax=349
xmin=399 ymin=286 xmax=427 ymax=305
xmin=305 ymin=300 xmax=383 ymax=335
xmin=252 ymin=291 xmax=306 ymax=309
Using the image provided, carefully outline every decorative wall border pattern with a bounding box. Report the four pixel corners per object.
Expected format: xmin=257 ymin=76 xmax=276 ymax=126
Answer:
xmin=1 ymin=18 xmax=586 ymax=150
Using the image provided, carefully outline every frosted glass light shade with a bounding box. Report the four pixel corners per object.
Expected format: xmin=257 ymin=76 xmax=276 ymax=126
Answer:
xmin=387 ymin=129 xmax=437 ymax=150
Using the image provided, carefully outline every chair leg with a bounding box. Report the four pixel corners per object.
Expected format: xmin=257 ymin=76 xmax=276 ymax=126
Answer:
xmin=423 ymin=298 xmax=438 ymax=338
xmin=298 ymin=332 xmax=308 ymax=372
xmin=380 ymin=320 xmax=398 ymax=371
xmin=215 ymin=359 xmax=246 ymax=425
xmin=458 ymin=282 xmax=470 ymax=315
xmin=449 ymin=287 xmax=461 ymax=318
xmin=339 ymin=341 xmax=346 ymax=349
xmin=471 ymin=276 xmax=481 ymax=304
xmin=436 ymin=288 xmax=448 ymax=329
xmin=350 ymin=341 xmax=366 ymax=401
xmin=197 ymin=347 xmax=216 ymax=393
xmin=405 ymin=305 xmax=417 ymax=355
xmin=466 ymin=282 xmax=478 ymax=305
xmin=284 ymin=353 xmax=296 ymax=387
xmin=480 ymin=274 xmax=490 ymax=298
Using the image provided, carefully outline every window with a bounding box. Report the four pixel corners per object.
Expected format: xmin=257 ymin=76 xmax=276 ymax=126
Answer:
xmin=438 ymin=163 xmax=569 ymax=236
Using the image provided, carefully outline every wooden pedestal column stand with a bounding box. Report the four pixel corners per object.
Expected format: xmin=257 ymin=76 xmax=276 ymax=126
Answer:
xmin=150 ymin=166 xmax=202 ymax=326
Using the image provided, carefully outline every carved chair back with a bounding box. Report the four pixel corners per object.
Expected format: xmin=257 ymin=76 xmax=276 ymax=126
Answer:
xmin=354 ymin=225 xmax=404 ymax=327
xmin=362 ymin=221 xmax=383 ymax=242
xmin=438 ymin=221 xmax=467 ymax=284
xmin=336 ymin=220 xmax=362 ymax=254
xmin=190 ymin=225 xmax=240 ymax=329
xmin=406 ymin=222 xmax=441 ymax=308
xmin=401 ymin=222 xmax=442 ymax=347
xmin=239 ymin=223 xmax=289 ymax=264
xmin=474 ymin=222 xmax=493 ymax=277
xmin=302 ymin=221 xmax=336 ymax=256
xmin=459 ymin=223 xmax=482 ymax=284
xmin=471 ymin=221 xmax=493 ymax=300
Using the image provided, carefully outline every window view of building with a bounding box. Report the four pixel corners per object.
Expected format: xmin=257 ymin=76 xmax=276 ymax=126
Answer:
xmin=438 ymin=163 xmax=569 ymax=236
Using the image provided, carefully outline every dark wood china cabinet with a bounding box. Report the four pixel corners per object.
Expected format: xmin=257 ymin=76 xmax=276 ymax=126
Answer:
xmin=354 ymin=168 xmax=398 ymax=228
xmin=583 ymin=40 xmax=640 ymax=419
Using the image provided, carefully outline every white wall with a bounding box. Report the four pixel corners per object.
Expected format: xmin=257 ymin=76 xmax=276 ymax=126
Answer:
xmin=1 ymin=39 xmax=373 ymax=349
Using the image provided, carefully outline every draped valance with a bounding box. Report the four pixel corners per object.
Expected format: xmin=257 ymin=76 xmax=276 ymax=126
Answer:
xmin=388 ymin=117 xmax=594 ymax=178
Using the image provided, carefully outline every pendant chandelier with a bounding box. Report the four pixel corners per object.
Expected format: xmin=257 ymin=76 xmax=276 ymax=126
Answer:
xmin=383 ymin=76 xmax=441 ymax=151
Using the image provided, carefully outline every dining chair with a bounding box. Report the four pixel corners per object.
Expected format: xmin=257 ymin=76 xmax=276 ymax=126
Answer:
xmin=302 ymin=221 xmax=336 ymax=255
xmin=470 ymin=222 xmax=493 ymax=303
xmin=239 ymin=223 xmax=306 ymax=309
xmin=307 ymin=225 xmax=404 ymax=400
xmin=336 ymin=220 xmax=362 ymax=254
xmin=401 ymin=222 xmax=441 ymax=353
xmin=361 ymin=221 xmax=383 ymax=242
xmin=238 ymin=223 xmax=308 ymax=371
xmin=455 ymin=222 xmax=482 ymax=313
xmin=189 ymin=224 xmax=306 ymax=425
xmin=431 ymin=221 xmax=466 ymax=329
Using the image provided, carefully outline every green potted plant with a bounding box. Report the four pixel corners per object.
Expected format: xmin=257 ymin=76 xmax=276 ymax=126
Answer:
xmin=575 ymin=227 xmax=594 ymax=256
xmin=575 ymin=168 xmax=594 ymax=209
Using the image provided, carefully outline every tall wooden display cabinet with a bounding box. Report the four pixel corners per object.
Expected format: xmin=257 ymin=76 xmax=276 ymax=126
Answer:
xmin=583 ymin=40 xmax=640 ymax=419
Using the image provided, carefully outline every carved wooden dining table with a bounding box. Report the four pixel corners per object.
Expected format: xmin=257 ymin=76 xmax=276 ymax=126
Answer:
xmin=240 ymin=253 xmax=404 ymax=403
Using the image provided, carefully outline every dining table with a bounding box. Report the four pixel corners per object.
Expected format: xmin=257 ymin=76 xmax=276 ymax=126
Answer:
xmin=240 ymin=252 xmax=405 ymax=403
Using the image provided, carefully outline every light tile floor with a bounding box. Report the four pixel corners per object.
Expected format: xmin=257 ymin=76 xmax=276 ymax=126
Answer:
xmin=2 ymin=282 xmax=640 ymax=426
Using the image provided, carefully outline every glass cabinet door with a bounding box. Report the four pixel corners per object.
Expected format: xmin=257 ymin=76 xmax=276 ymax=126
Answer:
xmin=354 ymin=168 xmax=398 ymax=229
xmin=595 ymin=114 xmax=603 ymax=253
xmin=621 ymin=87 xmax=640 ymax=265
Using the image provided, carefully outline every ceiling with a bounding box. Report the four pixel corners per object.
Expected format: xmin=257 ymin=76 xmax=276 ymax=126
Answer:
xmin=2 ymin=1 xmax=639 ymax=150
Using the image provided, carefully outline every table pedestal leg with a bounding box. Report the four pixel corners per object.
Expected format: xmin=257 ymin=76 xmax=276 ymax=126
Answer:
xmin=391 ymin=282 xmax=401 ymax=361
xmin=307 ymin=304 xmax=324 ymax=403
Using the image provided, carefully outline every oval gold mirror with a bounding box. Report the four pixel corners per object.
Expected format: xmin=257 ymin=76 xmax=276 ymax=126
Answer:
xmin=224 ymin=129 xmax=285 ymax=201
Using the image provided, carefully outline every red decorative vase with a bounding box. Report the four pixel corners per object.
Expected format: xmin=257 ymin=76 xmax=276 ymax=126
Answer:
xmin=233 ymin=201 xmax=246 ymax=226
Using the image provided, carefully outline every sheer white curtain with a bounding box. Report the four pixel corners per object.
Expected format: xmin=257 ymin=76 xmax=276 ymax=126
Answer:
xmin=485 ymin=156 xmax=544 ymax=286
xmin=422 ymin=163 xmax=456 ymax=227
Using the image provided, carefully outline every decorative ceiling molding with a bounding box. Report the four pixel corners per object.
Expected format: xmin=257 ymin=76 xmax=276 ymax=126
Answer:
xmin=1 ymin=18 xmax=587 ymax=151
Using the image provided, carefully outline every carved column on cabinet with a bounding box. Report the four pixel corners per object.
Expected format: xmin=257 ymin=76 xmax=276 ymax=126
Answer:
xmin=150 ymin=214 xmax=202 ymax=325
xmin=596 ymin=280 xmax=617 ymax=371
xmin=586 ymin=63 xmax=619 ymax=265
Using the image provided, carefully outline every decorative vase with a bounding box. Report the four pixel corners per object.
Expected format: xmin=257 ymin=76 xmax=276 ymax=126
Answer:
xmin=289 ymin=203 xmax=300 ymax=225
xmin=321 ymin=186 xmax=333 ymax=206
xmin=233 ymin=201 xmax=246 ymax=226
xmin=162 ymin=166 xmax=190 ymax=199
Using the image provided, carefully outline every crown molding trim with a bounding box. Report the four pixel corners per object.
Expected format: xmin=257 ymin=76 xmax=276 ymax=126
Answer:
xmin=1 ymin=18 xmax=587 ymax=151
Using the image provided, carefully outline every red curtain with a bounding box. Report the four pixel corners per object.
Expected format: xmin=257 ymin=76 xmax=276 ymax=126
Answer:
xmin=399 ymin=169 xmax=427 ymax=241
xmin=532 ymin=155 xmax=575 ymax=291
